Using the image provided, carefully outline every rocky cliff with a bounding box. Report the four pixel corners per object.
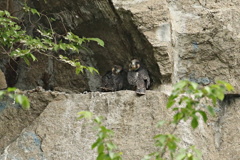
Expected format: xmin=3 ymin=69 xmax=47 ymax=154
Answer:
xmin=1 ymin=90 xmax=240 ymax=160
xmin=0 ymin=0 xmax=240 ymax=159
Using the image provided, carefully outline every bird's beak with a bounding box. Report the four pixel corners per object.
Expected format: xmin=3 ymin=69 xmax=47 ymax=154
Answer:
xmin=137 ymin=64 xmax=140 ymax=69
xmin=116 ymin=69 xmax=121 ymax=74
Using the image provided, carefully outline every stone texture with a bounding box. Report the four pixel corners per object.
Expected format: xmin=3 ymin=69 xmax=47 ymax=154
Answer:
xmin=113 ymin=0 xmax=172 ymax=83
xmin=0 ymin=70 xmax=7 ymax=89
xmin=216 ymin=98 xmax=240 ymax=160
xmin=0 ymin=90 xmax=223 ymax=160
xmin=1 ymin=91 xmax=240 ymax=159
xmin=0 ymin=90 xmax=64 ymax=153
xmin=113 ymin=0 xmax=240 ymax=92
xmin=167 ymin=0 xmax=240 ymax=91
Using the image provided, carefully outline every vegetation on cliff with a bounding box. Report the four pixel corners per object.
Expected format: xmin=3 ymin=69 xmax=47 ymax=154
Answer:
xmin=0 ymin=6 xmax=103 ymax=108
xmin=79 ymin=80 xmax=233 ymax=160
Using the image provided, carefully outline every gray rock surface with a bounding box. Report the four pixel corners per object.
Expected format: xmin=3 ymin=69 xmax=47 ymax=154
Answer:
xmin=0 ymin=70 xmax=7 ymax=89
xmin=1 ymin=91 xmax=168 ymax=159
xmin=113 ymin=0 xmax=240 ymax=91
xmin=0 ymin=90 xmax=61 ymax=153
xmin=0 ymin=90 xmax=233 ymax=160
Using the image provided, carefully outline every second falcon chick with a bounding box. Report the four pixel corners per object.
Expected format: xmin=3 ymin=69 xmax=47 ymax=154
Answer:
xmin=127 ymin=59 xmax=150 ymax=95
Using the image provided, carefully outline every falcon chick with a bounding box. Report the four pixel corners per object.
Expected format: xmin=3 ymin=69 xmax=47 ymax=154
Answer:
xmin=127 ymin=59 xmax=150 ymax=95
xmin=101 ymin=65 xmax=124 ymax=92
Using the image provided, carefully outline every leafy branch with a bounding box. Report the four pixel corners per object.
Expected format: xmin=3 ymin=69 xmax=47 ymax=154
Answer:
xmin=0 ymin=88 xmax=30 ymax=109
xmin=78 ymin=111 xmax=122 ymax=160
xmin=0 ymin=8 xmax=104 ymax=74
xmin=0 ymin=5 xmax=105 ymax=109
xmin=144 ymin=80 xmax=234 ymax=160
xmin=167 ymin=80 xmax=233 ymax=128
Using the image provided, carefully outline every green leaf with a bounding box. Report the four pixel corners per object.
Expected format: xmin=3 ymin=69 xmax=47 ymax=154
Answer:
xmin=59 ymin=43 xmax=66 ymax=50
xmin=14 ymin=95 xmax=30 ymax=109
xmin=77 ymin=111 xmax=93 ymax=119
xmin=187 ymin=154 xmax=194 ymax=160
xmin=167 ymin=99 xmax=175 ymax=109
xmin=23 ymin=57 xmax=30 ymax=65
xmin=30 ymin=8 xmax=40 ymax=16
xmin=50 ymin=17 xmax=56 ymax=22
xmin=174 ymin=80 xmax=187 ymax=90
xmin=156 ymin=121 xmax=165 ymax=127
xmin=29 ymin=53 xmax=37 ymax=61
xmin=206 ymin=106 xmax=215 ymax=116
xmin=87 ymin=67 xmax=99 ymax=74
xmin=21 ymin=96 xmax=30 ymax=109
xmin=23 ymin=6 xmax=30 ymax=12
xmin=197 ymin=111 xmax=208 ymax=123
xmin=191 ymin=117 xmax=198 ymax=129
xmin=154 ymin=134 xmax=166 ymax=145
xmin=94 ymin=116 xmax=102 ymax=124
xmin=92 ymin=138 xmax=101 ymax=149
xmin=87 ymin=38 xmax=104 ymax=47
xmin=0 ymin=91 xmax=6 ymax=97
xmin=98 ymin=143 xmax=104 ymax=154
xmin=173 ymin=112 xmax=183 ymax=123
xmin=179 ymin=96 xmax=191 ymax=105
xmin=215 ymin=91 xmax=224 ymax=100
xmin=167 ymin=141 xmax=177 ymax=152
xmin=225 ymin=83 xmax=234 ymax=91
xmin=107 ymin=142 xmax=116 ymax=150
xmin=190 ymin=82 xmax=198 ymax=90
xmin=109 ymin=152 xmax=114 ymax=159
xmin=7 ymin=87 xmax=16 ymax=92
xmin=175 ymin=150 xmax=187 ymax=160
xmin=97 ymin=153 xmax=105 ymax=160
xmin=100 ymin=126 xmax=113 ymax=136
xmin=203 ymin=86 xmax=211 ymax=94
xmin=167 ymin=94 xmax=177 ymax=108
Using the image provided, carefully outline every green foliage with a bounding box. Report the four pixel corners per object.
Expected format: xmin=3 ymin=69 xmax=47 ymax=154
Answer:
xmin=78 ymin=80 xmax=233 ymax=160
xmin=0 ymin=8 xmax=103 ymax=74
xmin=143 ymin=80 xmax=233 ymax=160
xmin=0 ymin=88 xmax=30 ymax=109
xmin=0 ymin=6 xmax=105 ymax=111
xmin=78 ymin=111 xmax=122 ymax=160
xmin=23 ymin=4 xmax=40 ymax=16
xmin=143 ymin=124 xmax=201 ymax=160
xmin=167 ymin=80 xmax=234 ymax=128
xmin=174 ymin=146 xmax=202 ymax=160
xmin=59 ymin=55 xmax=99 ymax=74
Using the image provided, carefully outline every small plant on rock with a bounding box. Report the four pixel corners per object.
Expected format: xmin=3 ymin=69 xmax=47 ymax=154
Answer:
xmin=78 ymin=111 xmax=122 ymax=160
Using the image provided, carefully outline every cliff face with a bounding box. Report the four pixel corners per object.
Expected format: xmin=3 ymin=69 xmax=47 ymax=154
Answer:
xmin=113 ymin=0 xmax=240 ymax=90
xmin=0 ymin=90 xmax=218 ymax=159
xmin=1 ymin=90 xmax=240 ymax=160
xmin=0 ymin=0 xmax=240 ymax=159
